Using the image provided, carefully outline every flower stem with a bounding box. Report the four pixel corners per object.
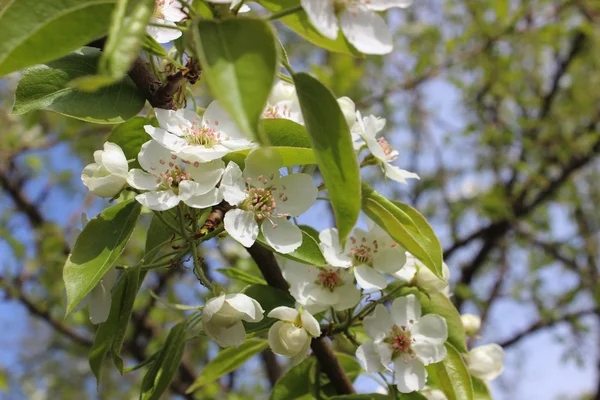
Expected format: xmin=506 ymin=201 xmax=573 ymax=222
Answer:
xmin=189 ymin=207 xmax=214 ymax=291
xmin=151 ymin=210 xmax=181 ymax=236
xmin=266 ymin=5 xmax=303 ymax=21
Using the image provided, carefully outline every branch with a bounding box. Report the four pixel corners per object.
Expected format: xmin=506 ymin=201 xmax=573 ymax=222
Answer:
xmin=246 ymin=243 xmax=355 ymax=395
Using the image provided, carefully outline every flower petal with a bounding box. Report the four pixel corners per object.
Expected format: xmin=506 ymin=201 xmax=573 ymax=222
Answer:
xmin=185 ymin=159 xmax=225 ymax=188
xmin=101 ymin=142 xmax=128 ymax=176
xmin=363 ymin=304 xmax=393 ymax=339
xmin=182 ymin=187 xmax=222 ymax=209
xmin=82 ymin=174 xmax=126 ymax=198
xmin=203 ymin=100 xmax=246 ymax=140
xmin=221 ymin=162 xmax=247 ymax=206
xmin=390 ymin=294 xmax=422 ymax=327
xmin=340 ymin=7 xmax=393 ymax=55
xmin=203 ymin=294 xmax=226 ymax=323
xmin=373 ymin=246 xmax=406 ymax=274
xmin=261 ymin=218 xmax=302 ymax=254
xmin=367 ymin=0 xmax=413 ymax=11
xmin=146 ymin=18 xmax=182 ymax=43
xmin=243 ymin=148 xmax=282 ymax=188
xmin=468 ymin=344 xmax=505 ymax=381
xmin=127 ymin=169 xmax=160 ymax=191
xmin=210 ymin=321 xmax=247 ymax=348
xmin=356 ymin=340 xmax=385 ymax=373
xmin=135 ymin=190 xmax=180 ymax=211
xmin=301 ymin=0 xmax=338 ymax=39
xmin=224 ymin=209 xmax=258 ymax=248
xmin=137 ymin=139 xmax=174 ymax=174
xmin=319 ymin=228 xmax=353 ymax=268
xmin=290 ymin=337 xmax=311 ymax=366
xmin=383 ymin=164 xmax=420 ymax=184
xmin=144 ymin=125 xmax=186 ymax=152
xmin=225 ymin=293 xmax=264 ymax=323
xmin=333 ymin=283 xmax=361 ymax=311
xmin=268 ymin=321 xmax=289 ymax=355
xmin=300 ymin=310 xmax=321 ymax=337
xmin=276 ymin=173 xmax=318 ymax=217
xmin=354 ymin=265 xmax=388 ymax=290
xmin=267 ymin=306 xmax=297 ymax=322
xmin=394 ymin=356 xmax=428 ymax=393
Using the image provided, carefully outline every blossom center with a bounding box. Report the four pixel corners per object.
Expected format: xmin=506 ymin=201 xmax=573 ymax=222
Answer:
xmin=316 ymin=269 xmax=343 ymax=292
xmin=153 ymin=0 xmax=175 ymax=18
xmin=349 ymin=236 xmax=378 ymax=266
xmin=245 ymin=186 xmax=277 ymax=220
xmin=182 ymin=121 xmax=222 ymax=148
xmin=386 ymin=325 xmax=416 ymax=358
xmin=377 ymin=137 xmax=396 ymax=161
xmin=264 ymin=104 xmax=292 ymax=119
xmin=155 ymin=154 xmax=192 ymax=190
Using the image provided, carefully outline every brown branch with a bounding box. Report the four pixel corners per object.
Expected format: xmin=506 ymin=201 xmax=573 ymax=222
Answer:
xmin=261 ymin=349 xmax=282 ymax=388
xmin=246 ymin=243 xmax=355 ymax=395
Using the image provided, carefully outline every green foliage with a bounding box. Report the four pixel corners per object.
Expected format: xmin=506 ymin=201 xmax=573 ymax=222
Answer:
xmin=294 ymin=72 xmax=361 ymax=246
xmin=0 ymin=0 xmax=115 ymax=76
xmin=216 ymin=268 xmax=267 ymax=285
xmin=107 ymin=117 xmax=153 ymax=169
xmin=225 ymin=146 xmax=316 ymax=168
xmin=427 ymin=343 xmax=474 ymax=400
xmin=190 ymin=18 xmax=278 ymax=142
xmin=262 ymin=118 xmax=312 ymax=147
xmin=63 ymin=199 xmax=142 ymax=315
xmin=186 ymin=339 xmax=269 ymax=393
xmin=257 ymin=226 xmax=327 ymax=267
xmin=270 ymin=355 xmax=314 ymax=400
xmin=471 ymin=377 xmax=493 ymax=400
xmin=13 ymin=48 xmax=146 ymax=124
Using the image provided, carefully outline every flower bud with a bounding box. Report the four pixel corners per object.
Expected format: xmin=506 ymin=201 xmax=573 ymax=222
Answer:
xmin=467 ymin=344 xmax=505 ymax=381
xmin=337 ymin=96 xmax=357 ymax=129
xmin=461 ymin=314 xmax=481 ymax=336
xmin=267 ymin=307 xmax=321 ymax=365
xmin=203 ymin=293 xmax=264 ymax=348
xmin=81 ymin=142 xmax=129 ymax=198
xmin=269 ymin=81 xmax=297 ymax=105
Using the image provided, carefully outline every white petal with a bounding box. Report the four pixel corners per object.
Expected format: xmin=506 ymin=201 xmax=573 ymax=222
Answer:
xmin=461 ymin=314 xmax=481 ymax=335
xmin=127 ymin=169 xmax=160 ymax=191
xmin=135 ymin=190 xmax=180 ymax=211
xmin=269 ymin=81 xmax=297 ymax=105
xmin=337 ymin=96 xmax=357 ymax=129
xmin=267 ymin=306 xmax=297 ymax=322
xmin=162 ymin=1 xmax=188 ymax=22
xmin=186 ymin=159 xmax=225 ymax=188
xmin=468 ymin=344 xmax=505 ymax=381
xmin=182 ymin=187 xmax=222 ymax=209
xmin=144 ymin=125 xmax=186 ymax=152
xmin=290 ymin=337 xmax=311 ymax=366
xmin=262 ymin=218 xmax=302 ymax=254
xmin=319 ymin=228 xmax=353 ymax=268
xmin=363 ymin=304 xmax=393 ymax=339
xmin=356 ymin=341 xmax=385 ymax=373
xmin=101 ymin=142 xmax=128 ymax=176
xmin=412 ymin=341 xmax=447 ymax=366
xmin=301 ymin=0 xmax=338 ymax=39
xmin=383 ymin=164 xmax=420 ymax=184
xmin=268 ymin=321 xmax=290 ymax=355
xmin=211 ymin=321 xmax=247 ymax=348
xmin=363 ymin=130 xmax=388 ymax=161
xmin=203 ymin=100 xmax=246 ymax=140
xmin=225 ymin=293 xmax=264 ymax=323
xmin=224 ymin=209 xmax=258 ymax=248
xmin=243 ymin=148 xmax=281 ymax=188
xmin=147 ymin=18 xmax=182 ymax=43
xmin=390 ymin=294 xmax=422 ymax=327
xmin=221 ymin=162 xmax=247 ymax=206
xmin=301 ymin=310 xmax=321 ymax=337
xmin=374 ymin=339 xmax=394 ymax=369
xmin=340 ymin=7 xmax=393 ymax=55
xmin=137 ymin=140 xmax=174 ymax=174
xmin=82 ymin=174 xmax=126 ymax=198
xmin=333 ymin=284 xmax=361 ymax=311
xmin=176 ymin=146 xmax=230 ymax=163
xmin=394 ymin=357 xmax=428 ymax=393
xmin=276 ymin=174 xmax=317 ymax=217
xmin=88 ymin=280 xmax=113 ymax=324
xmin=203 ymin=294 xmax=226 ymax=323
xmin=354 ymin=265 xmax=388 ymax=290
xmin=373 ymin=246 xmax=406 ymax=274
xmin=367 ymin=0 xmax=413 ymax=11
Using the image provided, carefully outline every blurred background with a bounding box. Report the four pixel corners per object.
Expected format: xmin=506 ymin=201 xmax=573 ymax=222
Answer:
xmin=1 ymin=0 xmax=600 ymax=398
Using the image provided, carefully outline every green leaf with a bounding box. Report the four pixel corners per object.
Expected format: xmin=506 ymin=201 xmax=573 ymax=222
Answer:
xmin=242 ymin=284 xmax=295 ymax=333
xmin=99 ymin=0 xmax=155 ymax=80
xmin=471 ymin=377 xmax=493 ymax=400
xmin=258 ymin=0 xmax=360 ymax=56
xmin=144 ymin=212 xmax=178 ymax=260
xmin=190 ymin=18 xmax=278 ymax=142
xmin=89 ymin=267 xmax=145 ymax=382
xmin=107 ymin=117 xmax=152 ymax=169
xmin=225 ymin=146 xmax=316 ymax=169
xmin=13 ymin=47 xmax=146 ymax=124
xmin=427 ymin=343 xmax=474 ymax=400
xmin=262 ymin=118 xmax=312 ymax=148
xmin=270 ymin=356 xmax=315 ymax=400
xmin=216 ymin=267 xmax=267 ymax=285
xmin=294 ymin=72 xmax=360 ymax=245
xmin=0 ymin=0 xmax=115 ymax=77
xmin=186 ymin=339 xmax=269 ymax=393
xmin=257 ymin=226 xmax=327 ymax=267
xmin=329 ymin=395 xmax=389 ymax=400
xmin=142 ymin=34 xmax=168 ymax=57
xmin=361 ymin=183 xmax=444 ymax=279
xmin=397 ymin=393 xmax=428 ymax=400
xmin=140 ymin=321 xmax=187 ymax=400
xmin=64 ymin=199 xmax=142 ymax=315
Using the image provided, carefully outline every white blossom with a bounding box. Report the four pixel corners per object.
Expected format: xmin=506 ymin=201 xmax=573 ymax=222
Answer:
xmin=282 ymin=259 xmax=361 ymax=314
xmin=145 ymin=102 xmax=253 ymax=163
xmin=460 ymin=314 xmax=481 ymax=336
xmin=301 ymin=0 xmax=412 ymax=55
xmin=267 ymin=306 xmax=321 ymax=365
xmin=148 ymin=0 xmax=187 ymax=43
xmin=356 ymin=294 xmax=448 ymax=393
xmin=202 ymin=293 xmax=264 ymax=348
xmin=422 ymin=387 xmax=448 ymax=400
xmin=467 ymin=344 xmax=505 ymax=381
xmin=81 ymin=142 xmax=129 ymax=198
xmin=263 ymin=81 xmax=304 ymax=124
xmin=221 ymin=148 xmax=318 ymax=253
xmin=319 ymin=220 xmax=406 ymax=290
xmin=395 ymin=253 xmax=451 ymax=296
xmin=354 ymin=111 xmax=419 ymax=184
xmin=337 ymin=96 xmax=357 ymax=130
xmin=127 ymin=140 xmax=224 ymax=211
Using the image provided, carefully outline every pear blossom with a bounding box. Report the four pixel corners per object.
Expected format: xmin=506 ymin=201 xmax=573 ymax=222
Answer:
xmin=145 ymin=102 xmax=253 ymax=163
xmin=460 ymin=314 xmax=481 ymax=336
xmin=127 ymin=140 xmax=224 ymax=211
xmin=202 ymin=293 xmax=264 ymax=348
xmin=263 ymin=81 xmax=304 ymax=124
xmin=422 ymin=388 xmax=448 ymax=400
xmin=337 ymin=96 xmax=357 ymax=130
xmin=221 ymin=148 xmax=318 ymax=253
xmin=319 ymin=221 xmax=406 ymax=290
xmin=148 ymin=0 xmax=187 ymax=43
xmin=301 ymin=0 xmax=412 ymax=55
xmin=267 ymin=306 xmax=321 ymax=365
xmin=395 ymin=253 xmax=451 ymax=296
xmin=354 ymin=111 xmax=419 ymax=184
xmin=282 ymin=259 xmax=361 ymax=314
xmin=356 ymin=294 xmax=448 ymax=393
xmin=467 ymin=344 xmax=505 ymax=381
xmin=81 ymin=142 xmax=129 ymax=198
